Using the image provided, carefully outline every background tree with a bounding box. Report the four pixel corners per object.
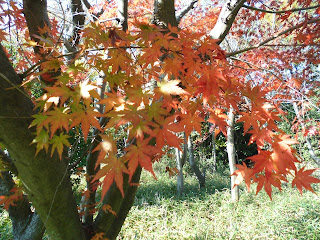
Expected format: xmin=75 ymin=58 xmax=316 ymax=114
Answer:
xmin=0 ymin=0 xmax=320 ymax=239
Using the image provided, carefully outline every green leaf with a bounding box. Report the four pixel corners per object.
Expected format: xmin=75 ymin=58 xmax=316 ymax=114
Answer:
xmin=50 ymin=133 xmax=71 ymax=159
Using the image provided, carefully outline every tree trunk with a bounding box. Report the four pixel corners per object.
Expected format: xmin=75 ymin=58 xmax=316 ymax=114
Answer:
xmin=211 ymin=124 xmax=217 ymax=172
xmin=0 ymin=169 xmax=44 ymax=240
xmin=153 ymin=0 xmax=178 ymax=27
xmin=227 ymin=107 xmax=239 ymax=201
xmin=0 ymin=44 xmax=86 ymax=239
xmin=117 ymin=0 xmax=128 ymax=31
xmin=175 ymin=147 xmax=184 ymax=196
xmin=187 ymin=135 xmax=205 ymax=188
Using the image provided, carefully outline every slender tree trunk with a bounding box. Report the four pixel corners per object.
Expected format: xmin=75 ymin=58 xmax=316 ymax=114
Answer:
xmin=211 ymin=124 xmax=217 ymax=172
xmin=187 ymin=135 xmax=205 ymax=188
xmin=175 ymin=147 xmax=184 ymax=196
xmin=292 ymin=102 xmax=320 ymax=165
xmin=227 ymin=106 xmax=239 ymax=201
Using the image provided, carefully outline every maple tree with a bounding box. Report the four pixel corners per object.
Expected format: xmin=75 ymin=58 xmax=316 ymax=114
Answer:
xmin=0 ymin=0 xmax=320 ymax=239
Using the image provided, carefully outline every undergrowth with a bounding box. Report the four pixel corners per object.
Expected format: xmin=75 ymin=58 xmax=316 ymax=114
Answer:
xmin=118 ymin=165 xmax=320 ymax=240
xmin=1 ymin=165 xmax=320 ymax=240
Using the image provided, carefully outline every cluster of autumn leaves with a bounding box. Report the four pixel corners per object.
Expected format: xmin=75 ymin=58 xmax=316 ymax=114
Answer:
xmin=18 ymin=21 xmax=317 ymax=199
xmin=0 ymin=0 xmax=315 ymax=201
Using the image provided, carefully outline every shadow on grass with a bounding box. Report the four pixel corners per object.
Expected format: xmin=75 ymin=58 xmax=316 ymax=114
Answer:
xmin=134 ymin=171 xmax=232 ymax=206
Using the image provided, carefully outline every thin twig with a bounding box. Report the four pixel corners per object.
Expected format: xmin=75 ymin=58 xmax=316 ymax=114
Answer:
xmin=243 ymin=4 xmax=320 ymax=14
xmin=226 ymin=17 xmax=320 ymax=57
xmin=176 ymin=0 xmax=199 ymax=24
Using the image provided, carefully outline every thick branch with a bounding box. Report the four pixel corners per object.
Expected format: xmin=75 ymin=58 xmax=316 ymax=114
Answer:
xmin=117 ymin=0 xmax=128 ymax=32
xmin=105 ymin=166 xmax=142 ymax=240
xmin=0 ymin=171 xmax=44 ymax=240
xmin=209 ymin=0 xmax=246 ymax=44
xmin=153 ymin=0 xmax=178 ymax=27
xmin=82 ymin=117 xmax=109 ymax=226
xmin=82 ymin=135 xmax=102 ymax=225
xmin=23 ymin=0 xmax=50 ymax=56
xmin=64 ymin=0 xmax=86 ymax=60
xmin=243 ymin=4 xmax=320 ymax=14
xmin=93 ymin=166 xmax=141 ymax=237
xmin=176 ymin=0 xmax=199 ymax=24
xmin=226 ymin=17 xmax=320 ymax=57
xmin=71 ymin=0 xmax=85 ymax=46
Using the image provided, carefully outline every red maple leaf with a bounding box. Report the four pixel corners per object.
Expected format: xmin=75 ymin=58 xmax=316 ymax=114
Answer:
xmin=92 ymin=154 xmax=128 ymax=198
xmin=292 ymin=167 xmax=320 ymax=194
xmin=125 ymin=139 xmax=159 ymax=180
xmin=231 ymin=162 xmax=254 ymax=191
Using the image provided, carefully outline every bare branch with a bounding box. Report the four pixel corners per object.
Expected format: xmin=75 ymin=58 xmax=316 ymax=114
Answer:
xmin=209 ymin=0 xmax=247 ymax=44
xmin=82 ymin=0 xmax=104 ymax=19
xmin=226 ymin=17 xmax=320 ymax=57
xmin=176 ymin=0 xmax=199 ymax=24
xmin=243 ymin=4 xmax=320 ymax=14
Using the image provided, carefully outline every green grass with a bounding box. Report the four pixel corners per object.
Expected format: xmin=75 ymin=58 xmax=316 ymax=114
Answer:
xmin=1 ymin=167 xmax=320 ymax=240
xmin=118 ymin=168 xmax=320 ymax=240
xmin=0 ymin=211 xmax=12 ymax=240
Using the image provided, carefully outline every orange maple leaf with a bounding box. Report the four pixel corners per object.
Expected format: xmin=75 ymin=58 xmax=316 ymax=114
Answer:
xmin=231 ymin=162 xmax=254 ymax=191
xmin=292 ymin=167 xmax=320 ymax=195
xmin=255 ymin=173 xmax=287 ymax=200
xmin=42 ymin=107 xmax=71 ymax=138
xmin=271 ymin=134 xmax=299 ymax=174
xmin=125 ymin=139 xmax=159 ymax=180
xmin=152 ymin=116 xmax=183 ymax=148
xmin=93 ymin=134 xmax=117 ymax=166
xmin=156 ymin=79 xmax=189 ymax=97
xmin=92 ymin=154 xmax=128 ymax=198
xmin=70 ymin=107 xmax=102 ymax=141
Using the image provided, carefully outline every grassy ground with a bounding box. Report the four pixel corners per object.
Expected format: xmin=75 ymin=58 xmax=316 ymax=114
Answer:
xmin=118 ymin=167 xmax=320 ymax=240
xmin=1 ymin=166 xmax=320 ymax=240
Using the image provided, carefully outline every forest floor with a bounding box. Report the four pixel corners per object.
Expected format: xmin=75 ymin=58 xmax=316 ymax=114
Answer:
xmin=118 ymin=163 xmax=320 ymax=240
xmin=1 ymin=163 xmax=320 ymax=240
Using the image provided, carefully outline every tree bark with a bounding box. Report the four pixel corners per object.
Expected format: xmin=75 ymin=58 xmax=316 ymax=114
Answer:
xmin=209 ymin=0 xmax=246 ymax=43
xmin=153 ymin=0 xmax=178 ymax=27
xmin=117 ymin=0 xmax=129 ymax=32
xmin=227 ymin=107 xmax=239 ymax=201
